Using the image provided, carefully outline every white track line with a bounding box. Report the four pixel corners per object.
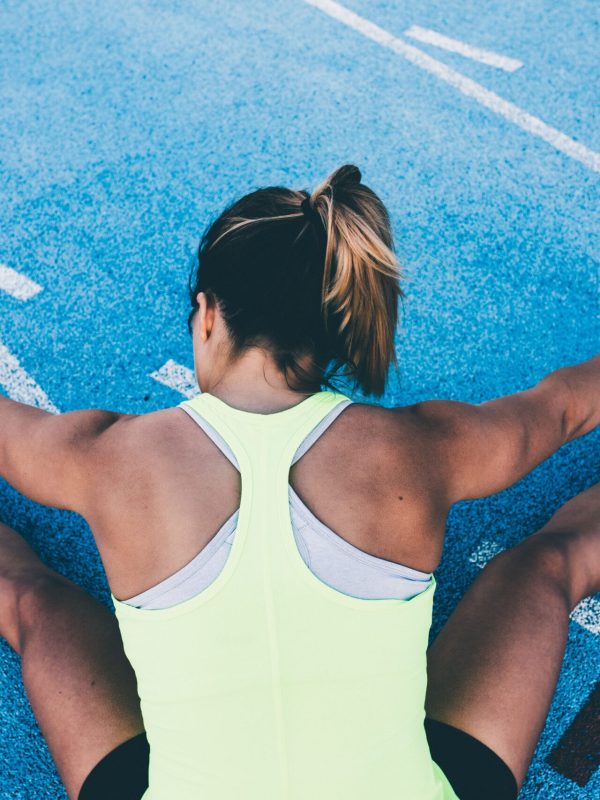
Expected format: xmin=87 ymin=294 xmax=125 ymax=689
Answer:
xmin=0 ymin=341 xmax=60 ymax=413
xmin=468 ymin=539 xmax=598 ymax=636
xmin=468 ymin=539 xmax=504 ymax=568
xmin=303 ymin=0 xmax=600 ymax=174
xmin=570 ymin=596 xmax=600 ymax=636
xmin=149 ymin=359 xmax=199 ymax=398
xmin=404 ymin=25 xmax=523 ymax=72
xmin=0 ymin=263 xmax=43 ymax=300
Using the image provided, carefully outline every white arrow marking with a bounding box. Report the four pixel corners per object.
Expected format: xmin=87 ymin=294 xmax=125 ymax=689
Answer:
xmin=149 ymin=359 xmax=199 ymax=398
xmin=0 ymin=341 xmax=60 ymax=413
xmin=0 ymin=263 xmax=43 ymax=300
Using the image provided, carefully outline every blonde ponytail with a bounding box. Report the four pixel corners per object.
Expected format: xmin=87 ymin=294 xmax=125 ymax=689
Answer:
xmin=305 ymin=164 xmax=403 ymax=397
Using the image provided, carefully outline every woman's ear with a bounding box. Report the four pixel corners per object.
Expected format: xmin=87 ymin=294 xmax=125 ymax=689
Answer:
xmin=197 ymin=292 xmax=214 ymax=343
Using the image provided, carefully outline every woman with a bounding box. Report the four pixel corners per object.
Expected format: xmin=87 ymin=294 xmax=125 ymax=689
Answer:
xmin=0 ymin=164 xmax=598 ymax=800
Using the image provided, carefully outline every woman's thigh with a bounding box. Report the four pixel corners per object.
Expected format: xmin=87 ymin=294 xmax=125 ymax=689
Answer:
xmin=425 ymin=487 xmax=599 ymax=792
xmin=2 ymin=527 xmax=146 ymax=800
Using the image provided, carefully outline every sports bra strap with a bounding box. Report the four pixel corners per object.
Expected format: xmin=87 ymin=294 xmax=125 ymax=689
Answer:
xmin=179 ymin=404 xmax=240 ymax=469
xmin=289 ymin=399 xmax=353 ymax=464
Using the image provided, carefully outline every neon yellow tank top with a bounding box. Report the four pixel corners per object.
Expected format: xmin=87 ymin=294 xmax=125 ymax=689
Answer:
xmin=111 ymin=389 xmax=459 ymax=800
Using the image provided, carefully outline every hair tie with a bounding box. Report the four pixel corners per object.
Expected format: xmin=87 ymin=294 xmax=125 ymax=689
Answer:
xmin=300 ymin=196 xmax=321 ymax=226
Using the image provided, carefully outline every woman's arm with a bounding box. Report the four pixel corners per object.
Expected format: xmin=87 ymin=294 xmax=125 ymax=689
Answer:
xmin=407 ymin=354 xmax=600 ymax=504
xmin=0 ymin=397 xmax=134 ymax=513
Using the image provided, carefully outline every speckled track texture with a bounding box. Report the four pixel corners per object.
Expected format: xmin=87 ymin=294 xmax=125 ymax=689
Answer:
xmin=0 ymin=1 xmax=598 ymax=797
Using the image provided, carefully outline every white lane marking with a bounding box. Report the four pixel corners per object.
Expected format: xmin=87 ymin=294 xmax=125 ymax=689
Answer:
xmin=0 ymin=341 xmax=60 ymax=413
xmin=0 ymin=263 xmax=43 ymax=300
xmin=570 ymin=596 xmax=600 ymax=636
xmin=468 ymin=539 xmax=504 ymax=568
xmin=303 ymin=0 xmax=600 ymax=174
xmin=404 ymin=25 xmax=523 ymax=72
xmin=149 ymin=359 xmax=199 ymax=398
xmin=469 ymin=539 xmax=598 ymax=636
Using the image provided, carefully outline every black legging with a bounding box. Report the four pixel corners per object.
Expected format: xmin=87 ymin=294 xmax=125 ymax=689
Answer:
xmin=78 ymin=718 xmax=519 ymax=800
xmin=425 ymin=717 xmax=519 ymax=800
xmin=78 ymin=732 xmax=149 ymax=800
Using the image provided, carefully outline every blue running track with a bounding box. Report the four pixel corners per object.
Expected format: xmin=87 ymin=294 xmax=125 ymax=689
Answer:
xmin=0 ymin=1 xmax=598 ymax=797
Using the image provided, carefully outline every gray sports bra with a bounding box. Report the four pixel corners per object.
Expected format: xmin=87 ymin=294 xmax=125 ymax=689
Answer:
xmin=121 ymin=399 xmax=433 ymax=610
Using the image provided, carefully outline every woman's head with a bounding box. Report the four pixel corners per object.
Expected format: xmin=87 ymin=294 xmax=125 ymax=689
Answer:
xmin=187 ymin=164 xmax=403 ymax=398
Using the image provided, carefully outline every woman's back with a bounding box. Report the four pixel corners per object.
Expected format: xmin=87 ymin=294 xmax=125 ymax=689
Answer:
xmin=107 ymin=388 xmax=457 ymax=800
xmin=87 ymin=394 xmax=449 ymax=606
xmin=118 ymin=395 xmax=432 ymax=609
